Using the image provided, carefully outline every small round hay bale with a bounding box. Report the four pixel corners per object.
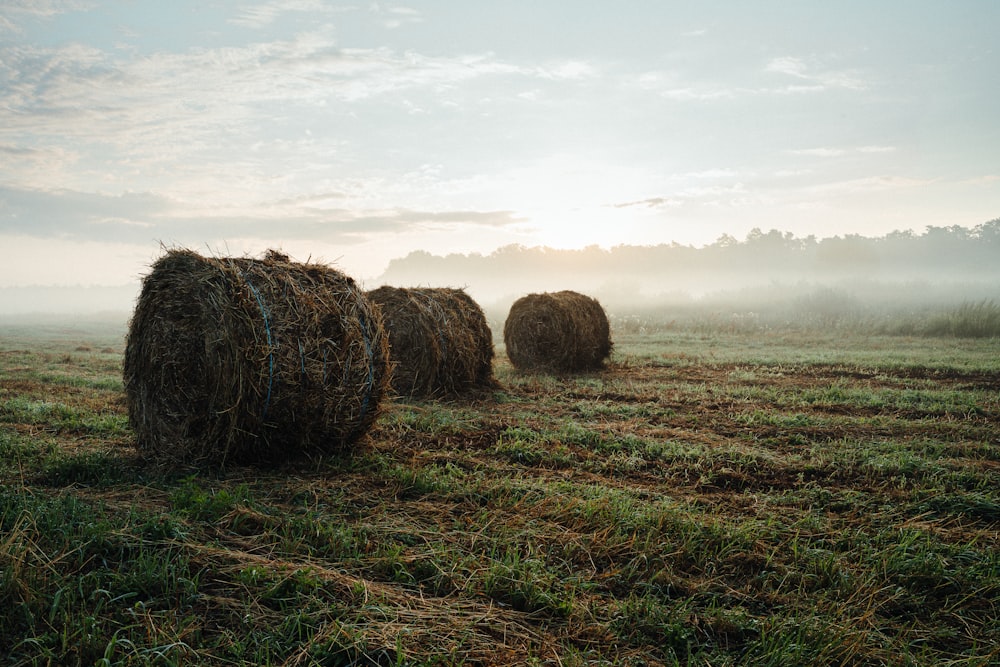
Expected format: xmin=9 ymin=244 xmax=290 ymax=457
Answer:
xmin=503 ymin=290 xmax=612 ymax=372
xmin=366 ymin=286 xmax=495 ymax=397
xmin=123 ymin=248 xmax=390 ymax=465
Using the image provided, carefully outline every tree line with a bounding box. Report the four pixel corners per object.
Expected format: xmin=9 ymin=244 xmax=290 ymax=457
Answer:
xmin=377 ymin=219 xmax=1000 ymax=302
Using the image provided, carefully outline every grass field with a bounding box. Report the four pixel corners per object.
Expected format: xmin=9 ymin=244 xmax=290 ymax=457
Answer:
xmin=1 ymin=318 xmax=998 ymax=665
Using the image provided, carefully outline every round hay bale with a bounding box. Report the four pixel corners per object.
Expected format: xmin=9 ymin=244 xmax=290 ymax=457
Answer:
xmin=123 ymin=248 xmax=390 ymax=465
xmin=503 ymin=290 xmax=612 ymax=372
xmin=366 ymin=286 xmax=495 ymax=397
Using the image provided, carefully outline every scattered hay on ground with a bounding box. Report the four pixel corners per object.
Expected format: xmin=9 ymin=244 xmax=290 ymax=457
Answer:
xmin=366 ymin=286 xmax=495 ymax=397
xmin=503 ymin=290 xmax=612 ymax=372
xmin=123 ymin=248 xmax=390 ymax=466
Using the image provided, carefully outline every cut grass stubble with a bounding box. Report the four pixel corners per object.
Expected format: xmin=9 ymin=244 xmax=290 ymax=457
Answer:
xmin=0 ymin=326 xmax=998 ymax=665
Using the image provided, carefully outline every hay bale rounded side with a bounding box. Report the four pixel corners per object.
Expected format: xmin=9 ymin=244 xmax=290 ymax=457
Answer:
xmin=123 ymin=248 xmax=390 ymax=465
xmin=503 ymin=290 xmax=612 ymax=372
xmin=366 ymin=286 xmax=495 ymax=397
xmin=365 ymin=286 xmax=441 ymax=397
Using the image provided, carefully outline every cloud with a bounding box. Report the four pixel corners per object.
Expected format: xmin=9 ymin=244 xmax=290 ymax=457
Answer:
xmin=0 ymin=143 xmax=43 ymax=157
xmin=0 ymin=43 xmax=143 ymax=138
xmin=0 ymin=143 xmax=79 ymax=177
xmin=627 ymin=71 xmax=738 ymax=101
xmin=229 ymin=0 xmax=347 ymax=29
xmin=625 ymin=47 xmax=873 ymax=106
xmin=229 ymin=2 xmax=424 ymax=31
xmin=638 ymin=53 xmax=868 ymax=104
xmin=765 ymin=56 xmax=809 ymax=78
xmin=611 ymin=182 xmax=748 ymax=211
xmin=765 ymin=56 xmax=868 ymax=91
xmin=613 ymin=197 xmax=683 ymax=210
xmin=661 ymin=86 xmax=735 ymax=101
xmin=0 ymin=32 xmax=528 ymax=134
xmin=791 ymin=148 xmax=848 ymax=157
xmin=0 ymin=0 xmax=93 ymax=22
xmin=377 ymin=6 xmax=424 ymax=30
xmin=803 ymin=175 xmax=932 ymax=195
xmin=0 ymin=183 xmax=521 ymax=245
xmin=789 ymin=146 xmax=897 ymax=157
xmin=962 ymin=174 xmax=1000 ymax=186
xmin=537 ymin=60 xmax=598 ymax=81
xmin=0 ymin=34 xmax=539 ymax=198
xmin=0 ymin=185 xmax=170 ymax=239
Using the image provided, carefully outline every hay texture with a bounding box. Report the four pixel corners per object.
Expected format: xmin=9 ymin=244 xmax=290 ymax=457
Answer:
xmin=366 ymin=286 xmax=495 ymax=397
xmin=503 ymin=290 xmax=612 ymax=372
xmin=123 ymin=249 xmax=390 ymax=465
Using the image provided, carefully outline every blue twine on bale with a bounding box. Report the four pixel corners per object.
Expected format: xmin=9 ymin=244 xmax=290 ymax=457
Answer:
xmin=245 ymin=278 xmax=275 ymax=420
xmin=346 ymin=290 xmax=377 ymax=442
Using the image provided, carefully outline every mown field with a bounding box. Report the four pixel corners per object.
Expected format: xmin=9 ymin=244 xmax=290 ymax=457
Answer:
xmin=1 ymin=318 xmax=998 ymax=666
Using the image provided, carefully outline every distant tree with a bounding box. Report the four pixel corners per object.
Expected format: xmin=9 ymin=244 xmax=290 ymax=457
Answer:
xmin=973 ymin=218 xmax=1000 ymax=243
xmin=712 ymin=233 xmax=739 ymax=248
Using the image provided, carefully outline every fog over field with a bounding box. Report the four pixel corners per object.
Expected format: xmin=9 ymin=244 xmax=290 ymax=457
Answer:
xmin=2 ymin=223 xmax=998 ymax=331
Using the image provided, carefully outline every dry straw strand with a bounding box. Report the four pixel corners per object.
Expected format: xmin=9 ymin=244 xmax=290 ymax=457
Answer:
xmin=366 ymin=286 xmax=495 ymax=397
xmin=123 ymin=248 xmax=390 ymax=466
xmin=503 ymin=290 xmax=612 ymax=372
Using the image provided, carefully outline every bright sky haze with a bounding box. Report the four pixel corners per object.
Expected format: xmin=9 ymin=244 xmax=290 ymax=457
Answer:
xmin=1 ymin=1 xmax=998 ymax=289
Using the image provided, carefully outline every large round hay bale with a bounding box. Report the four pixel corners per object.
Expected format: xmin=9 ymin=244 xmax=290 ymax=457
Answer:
xmin=503 ymin=290 xmax=612 ymax=372
xmin=123 ymin=248 xmax=390 ymax=465
xmin=366 ymin=286 xmax=495 ymax=397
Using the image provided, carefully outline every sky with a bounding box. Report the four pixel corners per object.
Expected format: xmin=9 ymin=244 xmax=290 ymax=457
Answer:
xmin=1 ymin=1 xmax=998 ymax=290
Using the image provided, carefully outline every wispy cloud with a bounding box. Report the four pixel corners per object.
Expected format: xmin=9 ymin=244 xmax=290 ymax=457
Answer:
xmin=612 ymin=177 xmax=748 ymax=210
xmin=962 ymin=174 xmax=1000 ymax=186
xmin=791 ymin=148 xmax=849 ymax=157
xmin=661 ymin=86 xmax=736 ymax=101
xmin=613 ymin=197 xmax=684 ymax=210
xmin=789 ymin=146 xmax=897 ymax=157
xmin=229 ymin=1 xmax=419 ymax=31
xmin=765 ymin=56 xmax=868 ymax=91
xmin=0 ymin=143 xmax=49 ymax=157
xmin=803 ymin=175 xmax=932 ymax=195
xmin=0 ymin=31 xmax=529 ymax=130
xmin=377 ymin=6 xmax=424 ymax=30
xmin=229 ymin=0 xmax=347 ymax=29
xmin=0 ymin=0 xmax=93 ymax=26
xmin=634 ymin=53 xmax=870 ymax=104
xmin=765 ymin=56 xmax=810 ymax=78
xmin=0 ymin=34 xmax=535 ymax=197
xmin=537 ymin=59 xmax=598 ymax=80
xmin=0 ymin=183 xmax=521 ymax=244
